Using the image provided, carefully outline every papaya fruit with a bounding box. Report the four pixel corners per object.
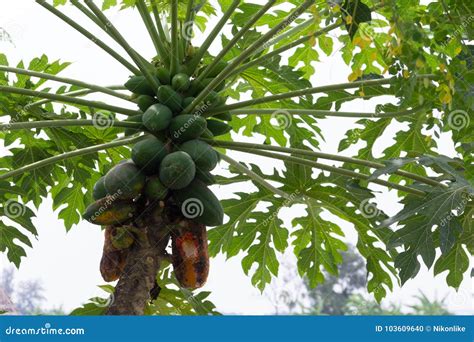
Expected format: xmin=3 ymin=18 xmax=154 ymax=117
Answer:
xmin=111 ymin=226 xmax=135 ymax=250
xmin=200 ymin=128 xmax=214 ymax=139
xmin=83 ymin=197 xmax=137 ymax=225
xmin=214 ymin=111 xmax=232 ymax=121
xmin=171 ymin=73 xmax=191 ymax=91
xmin=173 ymin=179 xmax=224 ymax=226
xmin=100 ymin=226 xmax=129 ymax=282
xmin=188 ymin=78 xmax=225 ymax=96
xmin=179 ymin=140 xmax=218 ymax=171
xmin=124 ymin=114 xmax=144 ymax=136
xmin=195 ymin=168 xmax=216 ymax=185
xmin=131 ymin=135 xmax=168 ymax=175
xmin=93 ymin=176 xmax=108 ymax=200
xmin=169 ymin=114 xmax=207 ymax=142
xmin=157 ymin=85 xmax=183 ymax=113
xmin=172 ymin=221 xmax=209 ymax=289
xmin=156 ymin=67 xmax=171 ymax=85
xmin=104 ymin=162 xmax=146 ymax=199
xmin=159 ymin=151 xmax=196 ymax=190
xmin=144 ymin=175 xmax=168 ymax=200
xmin=124 ymin=75 xmax=158 ymax=96
xmin=136 ymin=95 xmax=156 ymax=112
xmin=206 ymin=119 xmax=232 ymax=136
xmin=181 ymin=96 xmax=195 ymax=109
xmin=205 ymin=91 xmax=225 ymax=108
xmin=142 ymin=103 xmax=173 ymax=133
xmin=198 ymin=60 xmax=228 ymax=78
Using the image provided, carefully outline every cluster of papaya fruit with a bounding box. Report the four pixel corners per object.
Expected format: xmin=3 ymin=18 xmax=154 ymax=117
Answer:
xmin=82 ymin=57 xmax=233 ymax=289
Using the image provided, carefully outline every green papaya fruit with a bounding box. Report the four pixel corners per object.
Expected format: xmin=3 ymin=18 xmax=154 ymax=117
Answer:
xmin=144 ymin=175 xmax=168 ymax=200
xmin=142 ymin=103 xmax=173 ymax=133
xmin=124 ymin=114 xmax=144 ymax=136
xmin=182 ymin=96 xmax=195 ymax=109
xmin=213 ymin=111 xmax=232 ymax=121
xmin=179 ymin=140 xmax=218 ymax=171
xmin=171 ymin=73 xmax=191 ymax=91
xmin=169 ymin=115 xmax=207 ymax=142
xmin=156 ymin=67 xmax=171 ymax=85
xmin=83 ymin=198 xmax=137 ymax=225
xmin=104 ymin=162 xmax=146 ymax=199
xmin=195 ymin=168 xmax=216 ymax=185
xmin=124 ymin=75 xmax=158 ymax=96
xmin=93 ymin=176 xmax=108 ymax=200
xmin=173 ymin=179 xmax=224 ymax=226
xmin=157 ymin=85 xmax=183 ymax=113
xmin=206 ymin=119 xmax=232 ymax=136
xmin=131 ymin=135 xmax=168 ymax=175
xmin=200 ymin=128 xmax=214 ymax=139
xmin=159 ymin=151 xmax=196 ymax=190
xmin=136 ymin=95 xmax=156 ymax=112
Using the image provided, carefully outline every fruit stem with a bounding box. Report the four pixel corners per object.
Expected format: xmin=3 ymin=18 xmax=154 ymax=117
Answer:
xmin=0 ymin=136 xmax=145 ymax=181
xmin=194 ymin=0 xmax=276 ymax=83
xmin=169 ymin=0 xmax=179 ymax=76
xmin=220 ymin=147 xmax=426 ymax=196
xmin=182 ymin=0 xmax=315 ymax=114
xmin=0 ymin=66 xmax=132 ymax=102
xmin=35 ymin=0 xmax=140 ymax=75
xmin=136 ymin=0 xmax=170 ymax=66
xmin=152 ymin=4 xmax=169 ymax=44
xmin=83 ymin=0 xmax=160 ymax=90
xmin=0 ymin=85 xmax=141 ymax=116
xmin=0 ymin=119 xmax=143 ymax=131
xmin=206 ymin=139 xmax=445 ymax=188
xmin=183 ymin=0 xmax=195 ymax=53
xmin=218 ymin=153 xmax=291 ymax=199
xmin=205 ymin=75 xmax=436 ymax=115
xmin=187 ymin=0 xmax=242 ymax=75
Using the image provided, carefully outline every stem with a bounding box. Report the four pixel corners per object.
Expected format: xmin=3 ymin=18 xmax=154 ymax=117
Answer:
xmin=0 ymin=136 xmax=145 ymax=181
xmin=0 ymin=85 xmax=141 ymax=116
xmin=0 ymin=120 xmax=143 ymax=131
xmin=84 ymin=0 xmax=160 ymax=90
xmin=207 ymin=139 xmax=444 ymax=188
xmin=205 ymin=75 xmax=435 ymax=115
xmin=194 ymin=0 xmax=276 ymax=83
xmin=218 ymin=153 xmax=291 ymax=199
xmin=170 ymin=0 xmax=179 ymax=75
xmin=152 ymin=4 xmax=168 ymax=43
xmin=30 ymin=85 xmax=127 ymax=107
xmin=182 ymin=0 xmax=315 ymax=114
xmin=0 ymin=66 xmax=132 ymax=102
xmin=219 ymin=147 xmax=426 ymax=196
xmin=35 ymin=0 xmax=139 ymax=75
xmin=136 ymin=0 xmax=169 ymax=65
xmin=183 ymin=0 xmax=195 ymax=52
xmin=227 ymin=106 xmax=425 ymax=119
xmin=187 ymin=0 xmax=241 ymax=75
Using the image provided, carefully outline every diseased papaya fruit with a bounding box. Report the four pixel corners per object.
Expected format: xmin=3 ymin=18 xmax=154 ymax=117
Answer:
xmin=206 ymin=119 xmax=232 ymax=136
xmin=159 ymin=151 xmax=196 ymax=190
xmin=100 ymin=226 xmax=129 ymax=282
xmin=131 ymin=135 xmax=168 ymax=175
xmin=169 ymin=114 xmax=207 ymax=142
xmin=179 ymin=140 xmax=218 ymax=171
xmin=124 ymin=75 xmax=158 ymax=96
xmin=157 ymin=85 xmax=183 ymax=113
xmin=142 ymin=103 xmax=173 ymax=133
xmin=111 ymin=226 xmax=135 ymax=250
xmin=156 ymin=67 xmax=171 ymax=85
xmin=124 ymin=114 xmax=144 ymax=136
xmin=104 ymin=162 xmax=146 ymax=199
xmin=93 ymin=176 xmax=108 ymax=200
xmin=136 ymin=95 xmax=156 ymax=112
xmin=83 ymin=197 xmax=137 ymax=225
xmin=144 ymin=175 xmax=168 ymax=200
xmin=173 ymin=179 xmax=224 ymax=226
xmin=172 ymin=221 xmax=209 ymax=289
xmin=171 ymin=73 xmax=190 ymax=91
xmin=195 ymin=168 xmax=216 ymax=185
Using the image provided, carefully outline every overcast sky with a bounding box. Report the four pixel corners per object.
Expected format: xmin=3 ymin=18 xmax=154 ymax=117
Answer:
xmin=0 ymin=0 xmax=472 ymax=315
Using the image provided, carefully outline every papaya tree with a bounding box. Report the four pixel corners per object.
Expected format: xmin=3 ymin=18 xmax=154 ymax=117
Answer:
xmin=0 ymin=0 xmax=472 ymax=315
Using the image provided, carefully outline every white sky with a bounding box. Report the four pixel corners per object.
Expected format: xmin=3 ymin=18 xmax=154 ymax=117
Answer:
xmin=0 ymin=0 xmax=472 ymax=315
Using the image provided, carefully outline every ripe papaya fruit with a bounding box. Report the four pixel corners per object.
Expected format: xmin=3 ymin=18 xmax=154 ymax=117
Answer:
xmin=83 ymin=197 xmax=137 ymax=225
xmin=144 ymin=175 xmax=168 ymax=200
xmin=104 ymin=162 xmax=146 ymax=199
xmin=171 ymin=73 xmax=191 ymax=91
xmin=172 ymin=221 xmax=209 ymax=289
xmin=157 ymin=85 xmax=183 ymax=113
xmin=124 ymin=114 xmax=144 ymax=136
xmin=214 ymin=111 xmax=232 ymax=121
xmin=136 ymin=95 xmax=156 ymax=112
xmin=131 ymin=135 xmax=168 ymax=175
xmin=195 ymin=168 xmax=216 ymax=185
xmin=156 ymin=67 xmax=171 ymax=85
xmin=179 ymin=140 xmax=218 ymax=171
xmin=142 ymin=103 xmax=173 ymax=133
xmin=100 ymin=226 xmax=129 ymax=282
xmin=159 ymin=151 xmax=196 ymax=190
xmin=93 ymin=176 xmax=108 ymax=200
xmin=169 ymin=114 xmax=207 ymax=142
xmin=173 ymin=179 xmax=224 ymax=226
xmin=124 ymin=75 xmax=158 ymax=96
xmin=206 ymin=119 xmax=232 ymax=136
